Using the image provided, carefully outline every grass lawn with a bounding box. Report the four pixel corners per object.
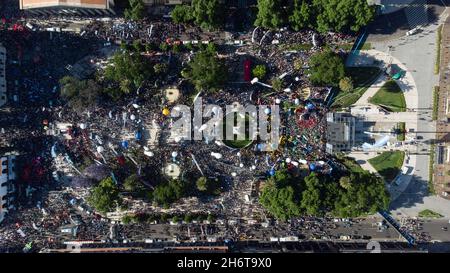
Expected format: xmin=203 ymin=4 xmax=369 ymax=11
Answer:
xmin=336 ymin=154 xmax=366 ymax=174
xmin=433 ymin=86 xmax=439 ymax=121
xmin=397 ymin=122 xmax=406 ymax=141
xmin=369 ymin=80 xmax=406 ymax=112
xmin=368 ymin=151 xmax=405 ymax=182
xmin=331 ymin=66 xmax=382 ymax=109
xmin=418 ymin=209 xmax=443 ymax=219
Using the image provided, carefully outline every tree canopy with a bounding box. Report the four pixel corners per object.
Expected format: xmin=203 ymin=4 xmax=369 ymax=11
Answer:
xmin=259 ymin=167 xmax=390 ymax=220
xmin=313 ymin=0 xmax=376 ymax=33
xmin=104 ymin=49 xmax=153 ymax=98
xmin=59 ymin=76 xmax=101 ymax=112
xmin=123 ymin=174 xmax=146 ymax=194
xmin=254 ymin=0 xmax=285 ymax=29
xmin=124 ymin=0 xmax=146 ymax=21
xmin=191 ymin=0 xmax=224 ymax=30
xmin=289 ymin=0 xmax=312 ymax=31
xmin=254 ymin=0 xmax=376 ymax=32
xmin=171 ymin=5 xmax=194 ymax=24
xmin=184 ymin=49 xmax=228 ymax=92
xmin=309 ymin=49 xmax=345 ymax=87
xmin=87 ymin=177 xmax=121 ymax=213
xmin=152 ymin=179 xmax=186 ymax=207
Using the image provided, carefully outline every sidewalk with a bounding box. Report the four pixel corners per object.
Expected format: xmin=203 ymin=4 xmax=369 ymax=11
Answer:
xmin=353 ymin=73 xmax=388 ymax=106
xmin=349 ymin=49 xmax=419 ymax=110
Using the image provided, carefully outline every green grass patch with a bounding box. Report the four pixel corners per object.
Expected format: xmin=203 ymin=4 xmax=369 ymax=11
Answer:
xmin=368 ymin=151 xmax=405 ymax=182
xmin=369 ymin=80 xmax=406 ymax=112
xmin=418 ymin=209 xmax=443 ymax=218
xmin=435 ymin=25 xmax=442 ymax=75
xmin=331 ymin=66 xmax=382 ymax=109
xmin=433 ymin=86 xmax=439 ymax=121
xmin=429 ymin=144 xmax=436 ymax=195
xmin=397 ymin=122 xmax=406 ymax=141
xmin=336 ymin=154 xmax=366 ymax=174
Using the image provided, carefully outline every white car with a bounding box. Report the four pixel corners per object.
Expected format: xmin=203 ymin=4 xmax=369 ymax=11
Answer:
xmin=406 ymin=26 xmax=422 ymax=36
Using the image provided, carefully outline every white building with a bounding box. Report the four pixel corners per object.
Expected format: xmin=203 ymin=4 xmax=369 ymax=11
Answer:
xmin=19 ymin=0 xmax=116 ymax=16
xmin=0 ymin=154 xmax=17 ymax=224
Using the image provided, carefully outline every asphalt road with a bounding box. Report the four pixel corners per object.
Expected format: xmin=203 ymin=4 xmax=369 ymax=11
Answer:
xmin=370 ymin=8 xmax=450 ymax=217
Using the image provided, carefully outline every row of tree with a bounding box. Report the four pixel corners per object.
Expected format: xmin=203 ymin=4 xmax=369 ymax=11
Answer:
xmin=171 ymin=0 xmax=224 ymax=30
xmin=259 ymin=169 xmax=390 ymax=221
xmin=171 ymin=0 xmax=376 ymax=33
xmin=122 ymin=212 xmax=216 ymax=225
xmin=255 ymin=0 xmax=376 ymax=32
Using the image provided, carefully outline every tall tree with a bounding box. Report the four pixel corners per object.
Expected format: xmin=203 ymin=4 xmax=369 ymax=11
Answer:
xmin=300 ymin=173 xmax=323 ymax=216
xmin=87 ymin=177 xmax=121 ymax=213
xmin=259 ymin=181 xmax=301 ymax=221
xmin=171 ymin=5 xmax=194 ymax=24
xmin=254 ymin=0 xmax=285 ymax=29
xmin=289 ymin=0 xmax=311 ymax=31
xmin=313 ymin=0 xmax=376 ymax=33
xmin=124 ymin=0 xmax=146 ymax=21
xmin=184 ymin=49 xmax=228 ymax=92
xmin=308 ymin=49 xmax=345 ymax=87
xmin=192 ymin=0 xmax=224 ymax=30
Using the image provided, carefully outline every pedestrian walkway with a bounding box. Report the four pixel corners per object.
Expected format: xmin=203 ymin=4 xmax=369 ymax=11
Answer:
xmin=354 ymin=74 xmax=388 ymax=106
xmin=349 ymin=49 xmax=419 ymax=110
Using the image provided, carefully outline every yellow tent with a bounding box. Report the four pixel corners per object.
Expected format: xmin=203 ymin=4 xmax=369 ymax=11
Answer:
xmin=162 ymin=108 xmax=170 ymax=116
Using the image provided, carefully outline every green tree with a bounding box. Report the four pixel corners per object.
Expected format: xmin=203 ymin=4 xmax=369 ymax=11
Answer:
xmin=196 ymin=176 xmax=208 ymax=192
xmin=339 ymin=77 xmax=354 ymax=92
xmin=124 ymin=0 xmax=146 ymax=21
xmin=259 ymin=170 xmax=300 ymax=221
xmin=207 ymin=214 xmax=215 ymax=223
xmin=254 ymin=0 xmax=285 ymax=29
xmin=87 ymin=177 xmax=121 ymax=213
xmin=252 ymin=64 xmax=267 ymax=79
xmin=309 ymin=49 xmax=345 ymax=87
xmin=171 ymin=5 xmax=194 ymax=24
xmin=104 ymin=50 xmax=153 ymax=98
xmin=122 ymin=215 xmax=133 ymax=224
xmin=300 ymin=173 xmax=323 ymax=216
xmin=259 ymin=181 xmax=301 ymax=221
xmin=289 ymin=0 xmax=311 ymax=31
xmin=191 ymin=0 xmax=224 ymax=30
xmin=159 ymin=42 xmax=169 ymax=52
xmin=59 ymin=76 xmax=101 ymax=111
xmin=132 ymin=40 xmax=143 ymax=52
xmin=339 ymin=176 xmax=351 ymax=190
xmin=271 ymin=78 xmax=283 ymax=92
xmin=334 ymin=172 xmax=390 ymax=217
xmin=123 ymin=174 xmax=145 ymax=193
xmin=154 ymin=63 xmax=169 ymax=74
xmin=293 ymin=59 xmax=303 ymax=71
xmin=313 ymin=0 xmax=376 ymax=33
xmin=184 ymin=213 xmax=193 ymax=223
xmin=152 ymin=180 xmax=185 ymax=206
xmin=185 ymin=49 xmax=228 ymax=92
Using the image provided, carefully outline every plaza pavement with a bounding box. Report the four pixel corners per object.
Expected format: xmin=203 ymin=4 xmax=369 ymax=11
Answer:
xmin=348 ymin=8 xmax=450 ymax=218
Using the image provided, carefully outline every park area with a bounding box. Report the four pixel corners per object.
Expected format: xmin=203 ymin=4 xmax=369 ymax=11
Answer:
xmin=368 ymin=151 xmax=405 ymax=182
xmin=369 ymin=80 xmax=406 ymax=112
xmin=418 ymin=209 xmax=444 ymax=219
xmin=331 ymin=66 xmax=381 ymax=109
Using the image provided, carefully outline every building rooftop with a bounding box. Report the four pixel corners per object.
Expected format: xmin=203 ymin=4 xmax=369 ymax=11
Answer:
xmin=19 ymin=0 xmax=111 ymax=10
